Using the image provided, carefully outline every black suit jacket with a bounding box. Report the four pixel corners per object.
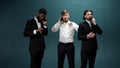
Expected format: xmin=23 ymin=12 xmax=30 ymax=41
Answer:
xmin=23 ymin=18 xmax=48 ymax=53
xmin=78 ymin=21 xmax=102 ymax=50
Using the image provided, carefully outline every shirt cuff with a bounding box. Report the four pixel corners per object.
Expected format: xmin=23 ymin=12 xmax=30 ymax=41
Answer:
xmin=86 ymin=35 xmax=89 ymax=39
xmin=44 ymin=25 xmax=47 ymax=28
xmin=33 ymin=30 xmax=37 ymax=34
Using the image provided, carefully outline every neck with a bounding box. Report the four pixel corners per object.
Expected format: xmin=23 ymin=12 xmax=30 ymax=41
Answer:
xmin=85 ymin=19 xmax=90 ymax=21
xmin=64 ymin=20 xmax=69 ymax=23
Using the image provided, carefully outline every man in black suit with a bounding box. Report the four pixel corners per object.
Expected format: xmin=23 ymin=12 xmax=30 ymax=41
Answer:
xmin=78 ymin=9 xmax=103 ymax=68
xmin=23 ymin=8 xmax=48 ymax=68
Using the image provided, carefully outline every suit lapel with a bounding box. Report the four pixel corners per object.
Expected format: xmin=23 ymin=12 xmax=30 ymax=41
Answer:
xmin=32 ymin=18 xmax=38 ymax=29
xmin=34 ymin=17 xmax=43 ymax=28
xmin=84 ymin=21 xmax=92 ymax=30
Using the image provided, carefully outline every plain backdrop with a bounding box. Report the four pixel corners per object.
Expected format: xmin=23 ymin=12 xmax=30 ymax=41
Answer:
xmin=0 ymin=0 xmax=120 ymax=68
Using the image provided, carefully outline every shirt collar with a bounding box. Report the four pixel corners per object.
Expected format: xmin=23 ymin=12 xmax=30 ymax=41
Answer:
xmin=34 ymin=16 xmax=42 ymax=23
xmin=63 ymin=20 xmax=71 ymax=24
xmin=86 ymin=20 xmax=92 ymax=28
xmin=86 ymin=20 xmax=91 ymax=24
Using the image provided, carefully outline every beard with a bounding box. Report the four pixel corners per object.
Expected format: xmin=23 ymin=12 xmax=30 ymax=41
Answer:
xmin=87 ymin=17 xmax=93 ymax=21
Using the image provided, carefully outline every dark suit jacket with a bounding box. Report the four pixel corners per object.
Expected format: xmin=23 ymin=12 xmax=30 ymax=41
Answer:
xmin=78 ymin=21 xmax=102 ymax=50
xmin=23 ymin=18 xmax=48 ymax=53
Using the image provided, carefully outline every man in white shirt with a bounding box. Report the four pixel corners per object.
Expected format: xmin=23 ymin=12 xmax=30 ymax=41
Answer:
xmin=52 ymin=10 xmax=78 ymax=68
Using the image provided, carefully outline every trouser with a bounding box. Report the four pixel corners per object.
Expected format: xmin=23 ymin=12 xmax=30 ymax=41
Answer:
xmin=30 ymin=49 xmax=44 ymax=68
xmin=58 ymin=42 xmax=75 ymax=68
xmin=80 ymin=49 xmax=97 ymax=68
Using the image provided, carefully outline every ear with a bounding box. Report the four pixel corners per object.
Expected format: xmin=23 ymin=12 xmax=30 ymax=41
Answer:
xmin=84 ymin=15 xmax=86 ymax=18
xmin=84 ymin=15 xmax=86 ymax=19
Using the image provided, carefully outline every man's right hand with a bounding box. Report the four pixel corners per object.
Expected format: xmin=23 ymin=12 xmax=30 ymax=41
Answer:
xmin=36 ymin=28 xmax=43 ymax=34
xmin=87 ymin=32 xmax=96 ymax=39
xmin=59 ymin=17 xmax=64 ymax=24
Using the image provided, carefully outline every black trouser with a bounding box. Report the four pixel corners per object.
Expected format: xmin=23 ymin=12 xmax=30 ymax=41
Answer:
xmin=30 ymin=49 xmax=44 ymax=68
xmin=58 ymin=42 xmax=75 ymax=68
xmin=80 ymin=49 xmax=97 ymax=68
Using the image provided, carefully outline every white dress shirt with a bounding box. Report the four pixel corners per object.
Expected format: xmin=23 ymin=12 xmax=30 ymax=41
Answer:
xmin=52 ymin=20 xmax=79 ymax=43
xmin=33 ymin=17 xmax=41 ymax=34
xmin=86 ymin=20 xmax=91 ymax=28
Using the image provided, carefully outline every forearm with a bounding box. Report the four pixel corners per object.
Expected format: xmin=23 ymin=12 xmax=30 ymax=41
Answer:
xmin=51 ymin=21 xmax=61 ymax=32
xmin=42 ymin=28 xmax=48 ymax=36
xmin=93 ymin=24 xmax=103 ymax=35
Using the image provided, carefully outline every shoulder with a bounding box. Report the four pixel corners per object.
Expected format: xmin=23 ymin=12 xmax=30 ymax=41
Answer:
xmin=79 ymin=22 xmax=84 ymax=26
xmin=69 ymin=21 xmax=78 ymax=25
xmin=78 ymin=21 xmax=87 ymax=28
xmin=69 ymin=20 xmax=75 ymax=24
xmin=27 ymin=18 xmax=35 ymax=22
xmin=26 ymin=18 xmax=35 ymax=24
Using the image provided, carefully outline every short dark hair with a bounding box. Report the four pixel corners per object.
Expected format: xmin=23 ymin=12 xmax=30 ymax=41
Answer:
xmin=83 ymin=9 xmax=93 ymax=20
xmin=38 ymin=8 xmax=47 ymax=15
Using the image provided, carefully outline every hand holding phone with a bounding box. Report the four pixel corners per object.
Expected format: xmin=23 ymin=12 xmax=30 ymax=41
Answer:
xmin=91 ymin=17 xmax=96 ymax=25
xmin=59 ymin=17 xmax=64 ymax=24
xmin=43 ymin=16 xmax=47 ymax=21
xmin=42 ymin=16 xmax=47 ymax=25
xmin=60 ymin=17 xmax=63 ymax=21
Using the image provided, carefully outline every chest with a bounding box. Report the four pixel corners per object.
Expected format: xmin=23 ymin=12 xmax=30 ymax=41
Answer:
xmin=60 ymin=23 xmax=74 ymax=32
xmin=82 ymin=24 xmax=94 ymax=33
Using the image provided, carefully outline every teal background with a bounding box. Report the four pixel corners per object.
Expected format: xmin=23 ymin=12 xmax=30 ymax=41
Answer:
xmin=0 ymin=0 xmax=120 ymax=68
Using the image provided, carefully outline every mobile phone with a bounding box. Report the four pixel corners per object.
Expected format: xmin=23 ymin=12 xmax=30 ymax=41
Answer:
xmin=90 ymin=16 xmax=93 ymax=21
xmin=60 ymin=17 xmax=63 ymax=21
xmin=43 ymin=16 xmax=47 ymax=21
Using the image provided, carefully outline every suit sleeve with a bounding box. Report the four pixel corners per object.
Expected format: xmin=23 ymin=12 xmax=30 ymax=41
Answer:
xmin=93 ymin=24 xmax=103 ymax=35
xmin=42 ymin=26 xmax=48 ymax=36
xmin=23 ymin=20 xmax=36 ymax=37
xmin=78 ymin=24 xmax=88 ymax=40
